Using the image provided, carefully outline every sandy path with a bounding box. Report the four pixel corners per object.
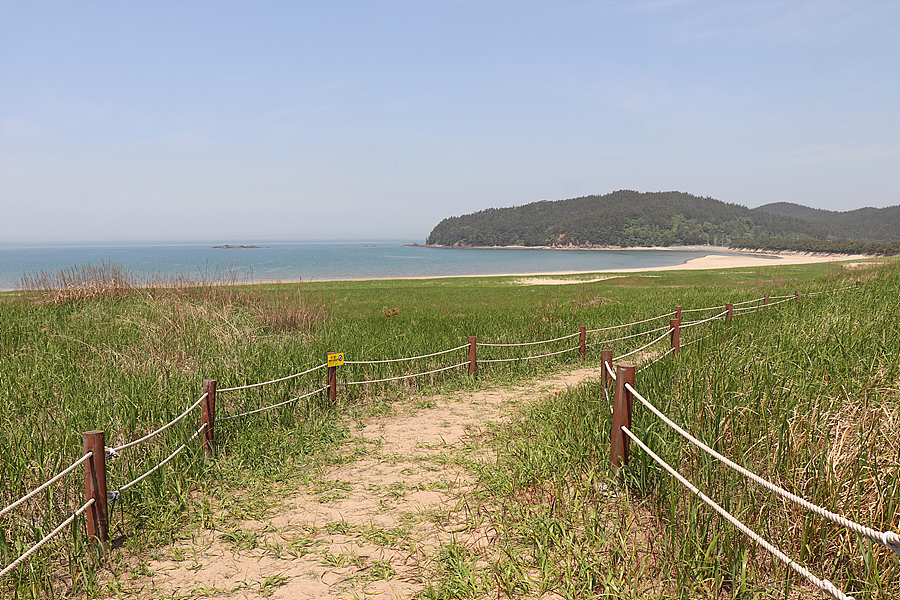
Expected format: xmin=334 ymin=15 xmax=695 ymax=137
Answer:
xmin=123 ymin=368 xmax=600 ymax=599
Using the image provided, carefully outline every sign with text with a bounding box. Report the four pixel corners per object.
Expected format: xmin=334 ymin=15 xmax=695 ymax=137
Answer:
xmin=327 ymin=352 xmax=345 ymax=367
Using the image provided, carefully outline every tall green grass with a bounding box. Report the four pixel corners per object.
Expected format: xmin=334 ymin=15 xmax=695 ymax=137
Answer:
xmin=471 ymin=261 xmax=898 ymax=599
xmin=0 ymin=259 xmax=883 ymax=597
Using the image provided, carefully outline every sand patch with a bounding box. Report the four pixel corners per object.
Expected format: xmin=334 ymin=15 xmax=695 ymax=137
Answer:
xmin=111 ymin=368 xmax=601 ymax=599
xmin=515 ymin=275 xmax=624 ymax=285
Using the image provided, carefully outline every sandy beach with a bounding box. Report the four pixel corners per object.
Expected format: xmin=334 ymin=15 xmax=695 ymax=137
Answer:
xmin=606 ymin=249 xmax=874 ymax=273
xmin=289 ymin=248 xmax=877 ymax=284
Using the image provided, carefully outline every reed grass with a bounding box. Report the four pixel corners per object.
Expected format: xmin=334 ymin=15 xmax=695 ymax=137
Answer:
xmin=0 ymin=258 xmax=889 ymax=597
xmin=468 ymin=261 xmax=898 ymax=599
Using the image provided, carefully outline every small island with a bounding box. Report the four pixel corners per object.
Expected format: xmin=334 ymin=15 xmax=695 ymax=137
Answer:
xmin=213 ymin=244 xmax=265 ymax=249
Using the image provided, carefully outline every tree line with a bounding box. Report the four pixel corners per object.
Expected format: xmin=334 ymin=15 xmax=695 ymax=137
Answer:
xmin=426 ymin=191 xmax=899 ymax=248
xmin=731 ymin=238 xmax=900 ymax=255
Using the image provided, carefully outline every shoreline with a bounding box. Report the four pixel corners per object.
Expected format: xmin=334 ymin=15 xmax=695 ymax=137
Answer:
xmin=1 ymin=249 xmax=880 ymax=292
xmin=268 ymin=250 xmax=876 ymax=284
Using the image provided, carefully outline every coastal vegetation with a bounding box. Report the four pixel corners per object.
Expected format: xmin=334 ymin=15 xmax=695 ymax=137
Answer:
xmin=425 ymin=190 xmax=900 ymax=248
xmin=0 ymin=259 xmax=896 ymax=598
xmin=731 ymin=237 xmax=900 ymax=256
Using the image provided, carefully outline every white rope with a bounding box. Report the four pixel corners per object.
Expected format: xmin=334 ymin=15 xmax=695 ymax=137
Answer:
xmin=621 ymin=427 xmax=856 ymax=600
xmin=218 ymin=387 xmax=328 ymax=422
xmin=638 ymin=346 xmax=675 ymax=373
xmin=117 ymin=424 xmax=206 ymax=494
xmin=112 ymin=393 xmax=206 ymax=453
xmin=344 ymin=344 xmax=469 ymax=364
xmin=732 ymin=304 xmax=762 ymax=314
xmin=614 ymin=328 xmax=672 ymax=362
xmin=342 ymin=361 xmax=469 ymax=386
xmin=681 ymin=309 xmax=729 ymax=329
xmin=604 ymin=360 xmax=617 ymax=382
xmin=585 ymin=311 xmax=676 ymax=334
xmin=0 ymin=498 xmax=95 ymax=580
xmin=478 ymin=332 xmax=580 ymax=347
xmin=0 ymin=453 xmax=93 ymax=519
xmin=590 ymin=323 xmax=673 ymax=347
xmin=769 ymin=293 xmax=796 ymax=300
xmin=680 ymin=304 xmax=727 ymax=314
xmin=218 ymin=363 xmax=327 ymax=392
xmin=767 ymin=297 xmax=797 ymax=308
xmin=731 ymin=296 xmax=767 ymax=307
xmin=624 ymin=383 xmax=900 ymax=558
xmin=480 ymin=345 xmax=579 ymax=363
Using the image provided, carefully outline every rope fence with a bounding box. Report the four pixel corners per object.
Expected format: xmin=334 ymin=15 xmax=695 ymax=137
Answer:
xmin=477 ymin=332 xmax=581 ymax=348
xmin=344 ymin=344 xmax=469 ymax=364
xmin=0 ymin=499 xmax=96 ymax=580
xmin=621 ymin=427 xmax=856 ymax=600
xmin=3 ymin=281 xmax=871 ymax=590
xmin=218 ymin=386 xmax=329 ymax=422
xmin=111 ymin=393 xmax=206 ymax=454
xmin=0 ymin=452 xmax=93 ymax=519
xmin=614 ymin=328 xmax=672 ymax=362
xmin=342 ymin=361 xmax=470 ymax=385
xmin=600 ymin=281 xmax=894 ymax=599
xmin=217 ymin=363 xmax=326 ymax=392
xmin=115 ymin=424 xmax=207 ymax=495
xmin=585 ymin=310 xmax=676 ymax=333
xmin=624 ymin=382 xmax=900 ymax=558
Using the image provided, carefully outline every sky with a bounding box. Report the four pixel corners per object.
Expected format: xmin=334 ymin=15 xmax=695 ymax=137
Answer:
xmin=1 ymin=1 xmax=898 ymax=244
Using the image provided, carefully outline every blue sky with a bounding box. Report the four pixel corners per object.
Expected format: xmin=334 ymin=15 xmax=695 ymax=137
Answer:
xmin=1 ymin=0 xmax=898 ymax=243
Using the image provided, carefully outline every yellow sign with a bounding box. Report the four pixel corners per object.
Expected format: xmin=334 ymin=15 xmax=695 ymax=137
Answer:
xmin=327 ymin=352 xmax=345 ymax=367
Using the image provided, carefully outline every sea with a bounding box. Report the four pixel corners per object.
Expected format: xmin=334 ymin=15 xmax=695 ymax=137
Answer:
xmin=0 ymin=241 xmax=751 ymax=291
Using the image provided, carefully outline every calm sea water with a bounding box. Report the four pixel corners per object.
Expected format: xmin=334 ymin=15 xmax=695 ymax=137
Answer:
xmin=0 ymin=241 xmax=749 ymax=291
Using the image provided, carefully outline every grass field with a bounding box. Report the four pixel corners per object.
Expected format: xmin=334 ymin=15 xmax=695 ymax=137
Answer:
xmin=0 ymin=259 xmax=896 ymax=598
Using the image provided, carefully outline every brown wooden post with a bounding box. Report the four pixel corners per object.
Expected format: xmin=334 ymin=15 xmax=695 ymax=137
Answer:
xmin=467 ymin=336 xmax=477 ymax=377
xmin=670 ymin=318 xmax=681 ymax=357
xmin=83 ymin=431 xmax=109 ymax=552
xmin=600 ymin=349 xmax=613 ymax=389
xmin=610 ymin=363 xmax=635 ymax=472
xmin=201 ymin=379 xmax=216 ymax=457
xmin=726 ymin=303 xmax=734 ymax=323
xmin=795 ymin=290 xmax=802 ymax=300
xmin=579 ymin=326 xmax=586 ymax=359
xmin=764 ymin=293 xmax=770 ymax=310
xmin=675 ymin=305 xmax=682 ymax=321
xmin=326 ymin=362 xmax=337 ymax=401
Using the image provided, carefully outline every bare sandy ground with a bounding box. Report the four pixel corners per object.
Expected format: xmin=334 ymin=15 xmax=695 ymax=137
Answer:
xmin=605 ymin=250 xmax=872 ymax=273
xmin=111 ymin=368 xmax=600 ymax=599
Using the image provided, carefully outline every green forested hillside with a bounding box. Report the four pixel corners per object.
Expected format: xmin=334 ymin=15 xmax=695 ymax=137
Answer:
xmin=754 ymin=202 xmax=900 ymax=241
xmin=426 ymin=191 xmax=899 ymax=247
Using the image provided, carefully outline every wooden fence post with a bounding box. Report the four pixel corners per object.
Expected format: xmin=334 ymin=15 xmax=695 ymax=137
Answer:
xmin=326 ymin=359 xmax=338 ymax=401
xmin=795 ymin=290 xmax=802 ymax=300
xmin=610 ymin=363 xmax=635 ymax=472
xmin=764 ymin=293 xmax=770 ymax=310
xmin=670 ymin=318 xmax=680 ymax=357
xmin=675 ymin=305 xmax=682 ymax=321
xmin=726 ymin=303 xmax=733 ymax=323
xmin=201 ymin=379 xmax=216 ymax=457
xmin=600 ymin=349 xmax=613 ymax=390
xmin=579 ymin=326 xmax=586 ymax=359
xmin=468 ymin=336 xmax=477 ymax=377
xmin=83 ymin=431 xmax=109 ymax=552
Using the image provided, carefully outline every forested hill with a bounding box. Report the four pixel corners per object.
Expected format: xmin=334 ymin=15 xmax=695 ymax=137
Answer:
xmin=753 ymin=202 xmax=900 ymax=241
xmin=425 ymin=191 xmax=899 ymax=248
